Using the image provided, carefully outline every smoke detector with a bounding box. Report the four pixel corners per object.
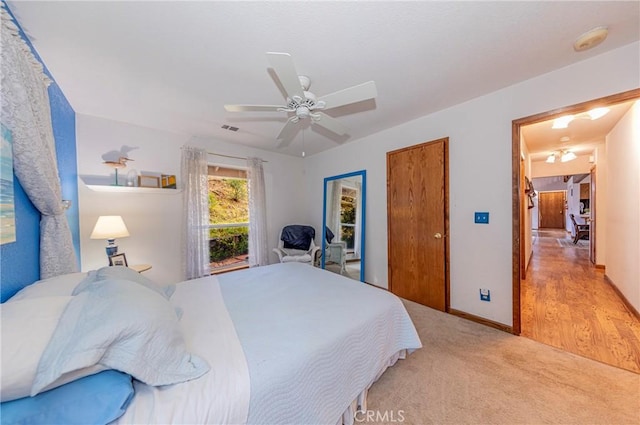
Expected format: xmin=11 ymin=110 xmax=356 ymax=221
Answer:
xmin=574 ymin=26 xmax=608 ymax=52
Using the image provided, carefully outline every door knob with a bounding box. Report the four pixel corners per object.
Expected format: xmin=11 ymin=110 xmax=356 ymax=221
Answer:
xmin=434 ymin=233 xmax=442 ymax=239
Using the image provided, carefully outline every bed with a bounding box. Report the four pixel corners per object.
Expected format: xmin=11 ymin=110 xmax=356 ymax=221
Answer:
xmin=1 ymin=262 xmax=421 ymax=424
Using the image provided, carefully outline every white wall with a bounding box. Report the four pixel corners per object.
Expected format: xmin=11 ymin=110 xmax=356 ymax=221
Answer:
xmin=594 ymin=141 xmax=607 ymax=265
xmin=303 ymin=42 xmax=640 ymax=326
xmin=605 ymin=100 xmax=640 ymax=312
xmin=76 ymin=114 xmax=305 ymax=285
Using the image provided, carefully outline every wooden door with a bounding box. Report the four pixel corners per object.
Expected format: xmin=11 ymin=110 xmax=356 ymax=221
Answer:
xmin=387 ymin=138 xmax=448 ymax=311
xmin=538 ymin=191 xmax=565 ymax=229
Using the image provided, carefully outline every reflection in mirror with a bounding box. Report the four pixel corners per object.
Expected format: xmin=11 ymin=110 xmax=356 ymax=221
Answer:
xmin=322 ymin=170 xmax=366 ymax=282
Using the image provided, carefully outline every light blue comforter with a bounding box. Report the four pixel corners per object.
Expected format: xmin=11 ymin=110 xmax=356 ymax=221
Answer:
xmin=219 ymin=262 xmax=421 ymax=425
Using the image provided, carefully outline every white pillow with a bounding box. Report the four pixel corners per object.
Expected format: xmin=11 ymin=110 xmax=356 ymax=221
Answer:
xmin=74 ymin=266 xmax=175 ymax=299
xmin=7 ymin=273 xmax=87 ymax=302
xmin=0 ymin=297 xmax=72 ymax=402
xmin=31 ymin=278 xmax=209 ymax=396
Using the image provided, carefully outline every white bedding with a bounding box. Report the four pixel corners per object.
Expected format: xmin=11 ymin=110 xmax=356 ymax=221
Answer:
xmin=114 ymin=276 xmax=251 ymax=425
xmin=116 ymin=262 xmax=421 ymax=425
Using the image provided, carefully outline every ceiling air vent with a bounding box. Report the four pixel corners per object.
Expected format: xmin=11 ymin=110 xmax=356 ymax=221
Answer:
xmin=221 ymin=125 xmax=239 ymax=132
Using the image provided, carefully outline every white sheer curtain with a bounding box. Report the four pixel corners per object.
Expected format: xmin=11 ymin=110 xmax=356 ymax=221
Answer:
xmin=354 ymin=181 xmax=362 ymax=258
xmin=181 ymin=146 xmax=211 ymax=279
xmin=328 ymin=180 xmax=342 ymax=241
xmin=246 ymin=157 xmax=268 ymax=267
xmin=0 ymin=7 xmax=77 ymax=278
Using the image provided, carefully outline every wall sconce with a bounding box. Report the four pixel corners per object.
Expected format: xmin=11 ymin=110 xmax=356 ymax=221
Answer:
xmin=90 ymin=216 xmax=130 ymax=260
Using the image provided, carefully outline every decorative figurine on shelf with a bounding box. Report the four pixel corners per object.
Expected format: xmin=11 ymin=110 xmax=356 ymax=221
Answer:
xmin=103 ymin=156 xmax=134 ymax=186
xmin=101 ymin=145 xmax=138 ymax=186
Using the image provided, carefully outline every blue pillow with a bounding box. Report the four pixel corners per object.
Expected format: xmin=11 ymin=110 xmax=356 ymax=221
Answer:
xmin=0 ymin=370 xmax=134 ymax=425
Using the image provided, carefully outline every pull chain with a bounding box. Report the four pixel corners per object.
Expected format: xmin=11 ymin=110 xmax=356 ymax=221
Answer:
xmin=302 ymin=128 xmax=306 ymax=157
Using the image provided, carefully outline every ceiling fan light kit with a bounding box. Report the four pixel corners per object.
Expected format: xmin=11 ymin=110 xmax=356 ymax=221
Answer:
xmin=545 ymin=150 xmax=577 ymax=163
xmin=224 ymin=52 xmax=377 ymax=149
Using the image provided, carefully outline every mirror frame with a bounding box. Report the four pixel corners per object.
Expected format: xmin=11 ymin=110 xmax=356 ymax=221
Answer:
xmin=321 ymin=170 xmax=366 ymax=282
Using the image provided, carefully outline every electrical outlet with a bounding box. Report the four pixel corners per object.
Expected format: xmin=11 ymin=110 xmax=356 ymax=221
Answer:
xmin=480 ymin=288 xmax=491 ymax=302
xmin=475 ymin=212 xmax=489 ymax=224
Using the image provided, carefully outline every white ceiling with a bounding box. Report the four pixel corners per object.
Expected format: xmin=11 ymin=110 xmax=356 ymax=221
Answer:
xmin=7 ymin=1 xmax=640 ymax=157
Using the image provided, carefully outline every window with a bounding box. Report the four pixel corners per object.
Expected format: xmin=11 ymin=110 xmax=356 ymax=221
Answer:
xmin=340 ymin=185 xmax=357 ymax=250
xmin=208 ymin=166 xmax=249 ymax=272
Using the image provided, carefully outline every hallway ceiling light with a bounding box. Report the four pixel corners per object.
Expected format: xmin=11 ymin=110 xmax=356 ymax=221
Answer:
xmin=551 ymin=107 xmax=610 ymax=129
xmin=552 ymin=115 xmax=574 ymax=129
xmin=546 ymin=153 xmax=556 ymax=163
xmin=561 ymin=151 xmax=577 ymax=162
xmin=587 ymin=107 xmax=610 ymax=120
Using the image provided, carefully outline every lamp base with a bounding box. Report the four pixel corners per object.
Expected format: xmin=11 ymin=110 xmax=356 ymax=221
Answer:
xmin=106 ymin=239 xmax=118 ymax=258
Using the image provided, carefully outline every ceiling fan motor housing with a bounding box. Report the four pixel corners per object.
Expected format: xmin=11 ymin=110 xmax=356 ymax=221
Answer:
xmin=287 ymin=90 xmax=324 ymax=117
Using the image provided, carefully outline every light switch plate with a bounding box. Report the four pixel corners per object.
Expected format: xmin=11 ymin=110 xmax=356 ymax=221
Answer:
xmin=480 ymin=288 xmax=491 ymax=302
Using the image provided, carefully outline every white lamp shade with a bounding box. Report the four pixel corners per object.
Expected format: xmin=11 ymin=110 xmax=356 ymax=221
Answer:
xmin=90 ymin=216 xmax=130 ymax=239
xmin=561 ymin=151 xmax=577 ymax=162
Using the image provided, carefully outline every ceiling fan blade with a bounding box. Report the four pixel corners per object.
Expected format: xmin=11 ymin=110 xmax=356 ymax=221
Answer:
xmin=312 ymin=112 xmax=349 ymax=136
xmin=266 ymin=52 xmax=305 ymax=101
xmin=224 ymin=104 xmax=283 ymax=112
xmin=276 ymin=118 xmax=299 ymax=148
xmin=318 ymin=81 xmax=377 ymax=110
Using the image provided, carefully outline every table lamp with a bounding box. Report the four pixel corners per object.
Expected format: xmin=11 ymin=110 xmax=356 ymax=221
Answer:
xmin=90 ymin=215 xmax=130 ymax=259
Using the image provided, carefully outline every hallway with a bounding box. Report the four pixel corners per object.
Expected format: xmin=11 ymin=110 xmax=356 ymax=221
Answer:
xmin=521 ymin=229 xmax=640 ymax=374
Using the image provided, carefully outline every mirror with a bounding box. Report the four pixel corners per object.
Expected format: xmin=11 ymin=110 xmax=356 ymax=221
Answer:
xmin=322 ymin=170 xmax=366 ymax=282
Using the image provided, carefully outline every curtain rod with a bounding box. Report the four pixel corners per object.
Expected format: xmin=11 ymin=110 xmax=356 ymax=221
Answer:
xmin=207 ymin=152 xmax=268 ymax=163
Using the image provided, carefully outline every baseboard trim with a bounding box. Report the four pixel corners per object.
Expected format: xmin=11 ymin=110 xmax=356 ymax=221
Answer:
xmin=363 ymin=280 xmax=387 ymax=291
xmin=449 ymin=308 xmax=513 ymax=334
xmin=604 ymin=275 xmax=640 ymax=320
xmin=595 ymin=264 xmax=605 ymax=270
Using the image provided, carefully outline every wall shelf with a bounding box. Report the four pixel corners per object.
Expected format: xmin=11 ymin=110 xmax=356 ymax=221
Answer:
xmin=80 ymin=177 xmax=181 ymax=194
xmin=85 ymin=184 xmax=181 ymax=194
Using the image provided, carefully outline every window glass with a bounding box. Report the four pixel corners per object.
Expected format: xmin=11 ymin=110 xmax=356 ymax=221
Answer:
xmin=208 ymin=166 xmax=249 ymax=272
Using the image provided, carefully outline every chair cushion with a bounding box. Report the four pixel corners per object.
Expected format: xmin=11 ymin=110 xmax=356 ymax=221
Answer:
xmin=282 ymin=254 xmax=312 ymax=263
xmin=281 ymin=248 xmax=310 ymax=257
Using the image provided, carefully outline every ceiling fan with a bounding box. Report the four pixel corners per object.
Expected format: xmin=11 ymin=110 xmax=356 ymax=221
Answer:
xmin=224 ymin=52 xmax=377 ymax=148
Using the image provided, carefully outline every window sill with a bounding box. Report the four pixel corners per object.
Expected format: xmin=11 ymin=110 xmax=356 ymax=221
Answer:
xmin=211 ymin=264 xmax=250 ymax=275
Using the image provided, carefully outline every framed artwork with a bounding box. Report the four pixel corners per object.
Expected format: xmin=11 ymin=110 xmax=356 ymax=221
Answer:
xmin=138 ymin=175 xmax=160 ymax=188
xmin=1 ymin=124 xmax=16 ymax=245
xmin=109 ymin=252 xmax=128 ymax=267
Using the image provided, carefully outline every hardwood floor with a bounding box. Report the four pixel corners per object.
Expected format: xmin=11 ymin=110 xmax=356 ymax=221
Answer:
xmin=521 ymin=229 xmax=640 ymax=374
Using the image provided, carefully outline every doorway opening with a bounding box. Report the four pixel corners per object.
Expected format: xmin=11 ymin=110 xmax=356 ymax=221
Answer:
xmin=512 ymin=89 xmax=640 ymax=373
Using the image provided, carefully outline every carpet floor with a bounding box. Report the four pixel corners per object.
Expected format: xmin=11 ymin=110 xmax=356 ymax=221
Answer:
xmin=365 ymin=299 xmax=640 ymax=424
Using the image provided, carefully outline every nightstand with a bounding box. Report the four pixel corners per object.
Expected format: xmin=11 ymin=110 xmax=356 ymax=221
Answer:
xmin=130 ymin=264 xmax=152 ymax=273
